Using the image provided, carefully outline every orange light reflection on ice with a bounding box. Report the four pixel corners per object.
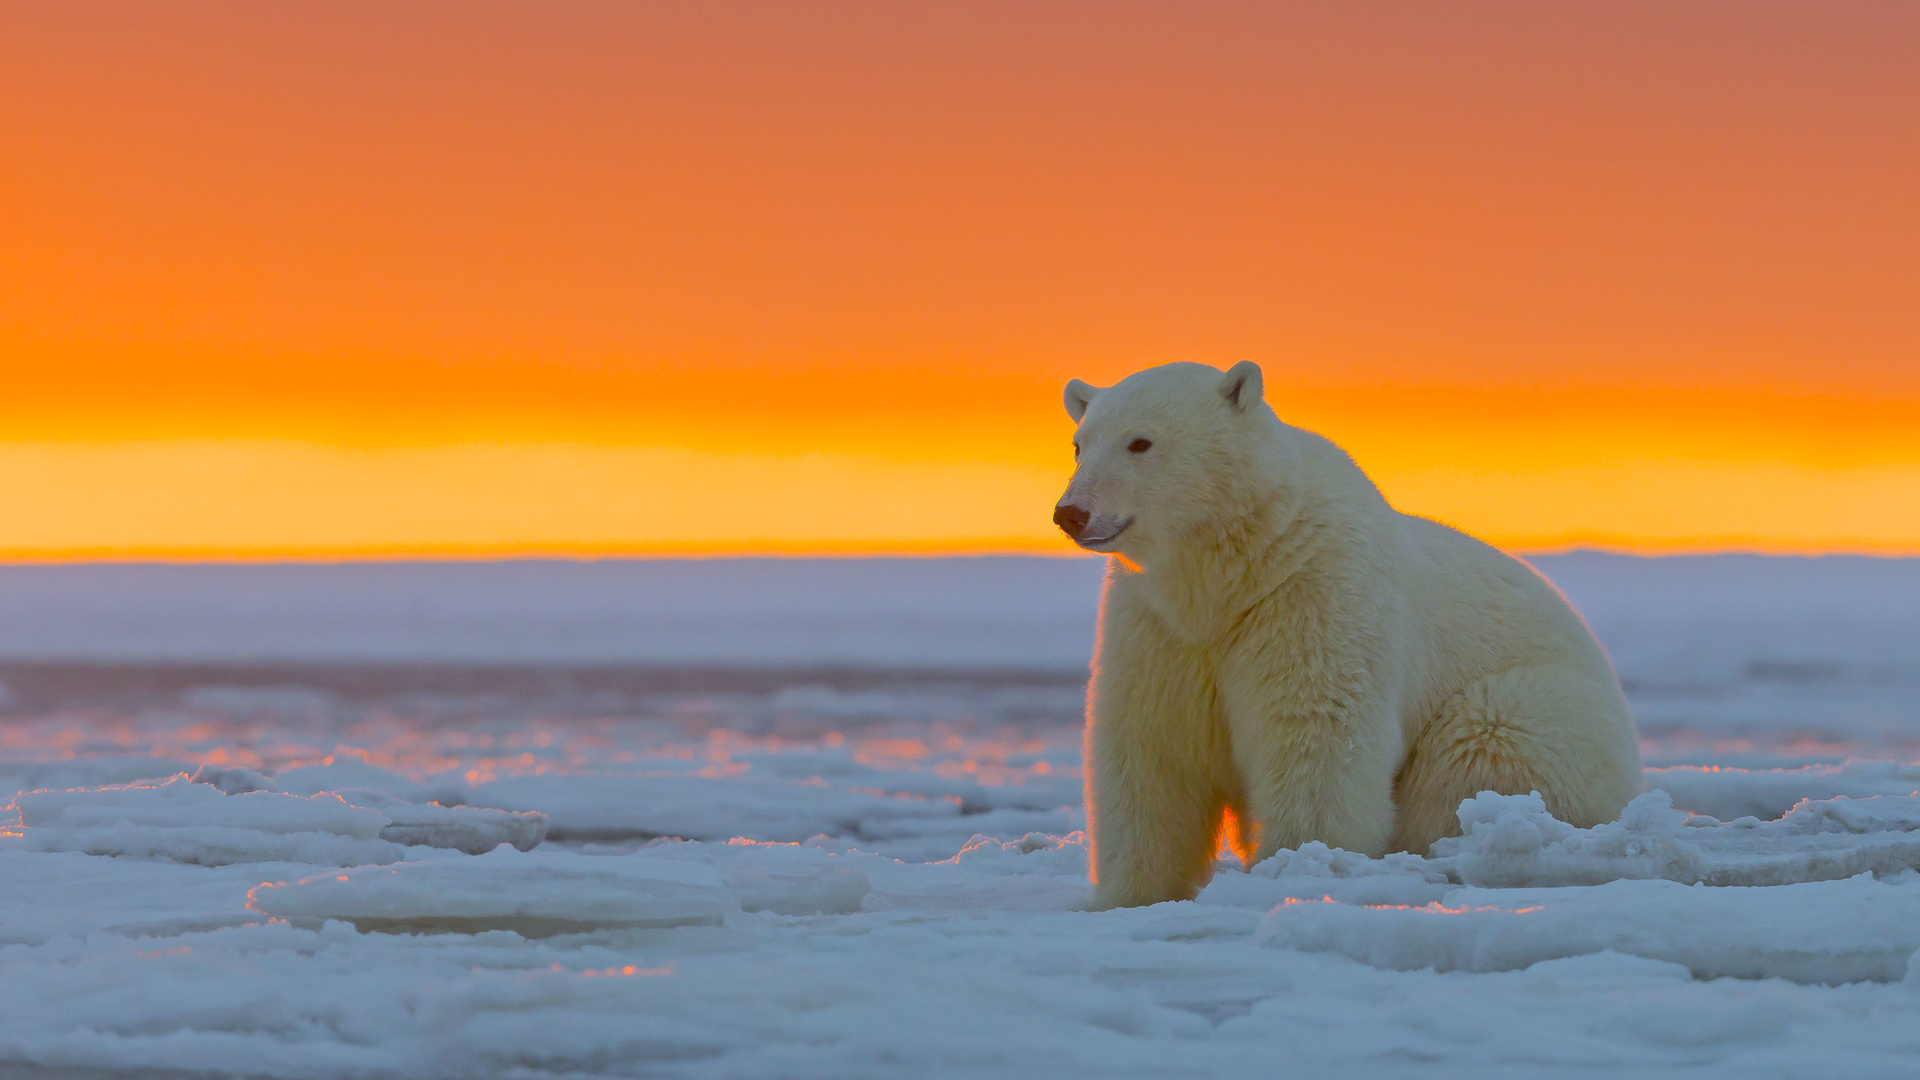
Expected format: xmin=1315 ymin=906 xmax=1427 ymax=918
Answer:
xmin=550 ymin=962 xmax=674 ymax=978
xmin=1275 ymin=896 xmax=1545 ymax=915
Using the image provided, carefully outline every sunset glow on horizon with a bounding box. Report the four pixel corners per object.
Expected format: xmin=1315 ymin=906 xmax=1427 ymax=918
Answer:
xmin=6 ymin=2 xmax=1919 ymax=559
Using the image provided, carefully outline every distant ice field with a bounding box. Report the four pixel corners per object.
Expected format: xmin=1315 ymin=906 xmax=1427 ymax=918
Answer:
xmin=2 ymin=553 xmax=1917 ymax=767
xmin=3 ymin=554 xmax=1920 ymax=1078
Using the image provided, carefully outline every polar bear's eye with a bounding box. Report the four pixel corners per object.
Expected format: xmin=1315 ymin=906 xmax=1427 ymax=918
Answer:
xmin=1072 ymin=443 xmax=1081 ymax=459
xmin=1128 ymin=438 xmax=1153 ymax=453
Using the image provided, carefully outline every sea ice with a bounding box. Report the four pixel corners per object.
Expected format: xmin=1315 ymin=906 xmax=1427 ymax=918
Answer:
xmin=1199 ymin=841 xmax=1454 ymax=908
xmin=0 ymin=849 xmax=268 ymax=945
xmin=469 ymin=772 xmax=965 ymax=844
xmin=15 ymin=775 xmax=406 ymax=867
xmin=1257 ymin=875 xmax=1920 ymax=984
xmin=247 ymin=847 xmax=738 ymax=934
xmin=3 ymin=556 xmax=1920 ymax=1076
xmin=1651 ymin=760 xmax=1920 ymax=821
xmin=4 ymin=791 xmax=1920 ymax=1077
xmin=334 ymin=788 xmax=548 ymax=855
xmin=10 ymin=773 xmax=548 ymax=866
xmin=635 ymin=839 xmax=875 ymax=915
xmin=1433 ymin=789 xmax=1920 ymax=887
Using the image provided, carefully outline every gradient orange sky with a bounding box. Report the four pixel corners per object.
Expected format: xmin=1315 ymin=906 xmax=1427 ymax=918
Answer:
xmin=4 ymin=2 xmax=1919 ymax=557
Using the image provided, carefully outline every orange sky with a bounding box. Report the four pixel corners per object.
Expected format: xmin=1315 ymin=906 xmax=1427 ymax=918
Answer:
xmin=3 ymin=2 xmax=1918 ymax=557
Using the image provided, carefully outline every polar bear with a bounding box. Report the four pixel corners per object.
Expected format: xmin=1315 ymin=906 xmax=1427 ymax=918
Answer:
xmin=1055 ymin=361 xmax=1642 ymax=909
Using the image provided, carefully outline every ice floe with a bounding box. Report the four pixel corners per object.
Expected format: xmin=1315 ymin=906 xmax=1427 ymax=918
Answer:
xmin=3 ymin=782 xmax=1920 ymax=1076
xmin=336 ymin=788 xmax=547 ymax=855
xmin=5 ymin=548 xmax=1920 ymax=1075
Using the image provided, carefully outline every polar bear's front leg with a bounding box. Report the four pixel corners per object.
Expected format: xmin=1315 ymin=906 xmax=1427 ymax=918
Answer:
xmin=1085 ymin=599 xmax=1236 ymax=910
xmin=1219 ymin=663 xmax=1402 ymax=863
xmin=1215 ymin=581 xmax=1404 ymax=863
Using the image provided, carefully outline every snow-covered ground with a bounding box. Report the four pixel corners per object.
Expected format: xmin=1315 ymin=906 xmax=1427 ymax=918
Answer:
xmin=2 ymin=554 xmax=1919 ymax=1078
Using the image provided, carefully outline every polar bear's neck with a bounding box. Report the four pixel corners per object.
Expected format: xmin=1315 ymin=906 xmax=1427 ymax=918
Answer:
xmin=1132 ymin=424 xmax=1385 ymax=645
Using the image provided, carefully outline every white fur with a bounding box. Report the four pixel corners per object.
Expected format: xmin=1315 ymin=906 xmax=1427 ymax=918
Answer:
xmin=1059 ymin=362 xmax=1643 ymax=909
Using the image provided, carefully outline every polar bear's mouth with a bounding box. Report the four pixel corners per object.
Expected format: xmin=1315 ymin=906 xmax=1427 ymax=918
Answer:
xmin=1075 ymin=517 xmax=1133 ymax=549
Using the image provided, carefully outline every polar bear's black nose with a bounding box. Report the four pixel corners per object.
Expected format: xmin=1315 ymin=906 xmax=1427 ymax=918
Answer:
xmin=1054 ymin=503 xmax=1091 ymax=539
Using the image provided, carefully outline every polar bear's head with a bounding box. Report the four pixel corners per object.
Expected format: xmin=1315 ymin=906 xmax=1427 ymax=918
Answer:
xmin=1054 ymin=361 xmax=1276 ymax=563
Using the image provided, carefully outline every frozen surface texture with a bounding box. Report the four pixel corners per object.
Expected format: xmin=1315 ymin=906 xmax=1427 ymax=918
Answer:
xmin=14 ymin=774 xmax=406 ymax=867
xmin=1650 ymin=760 xmax=1920 ymax=821
xmin=1258 ymin=875 xmax=1920 ymax=984
xmin=249 ymin=848 xmax=739 ymax=933
xmin=1434 ymin=789 xmax=1920 ymax=888
xmin=2 ymin=554 xmax=1919 ymax=1077
xmin=8 ymin=774 xmax=547 ymax=866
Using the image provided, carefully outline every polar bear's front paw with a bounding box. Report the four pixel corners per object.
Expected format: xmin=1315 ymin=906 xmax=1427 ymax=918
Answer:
xmin=1090 ymin=877 xmax=1199 ymax=911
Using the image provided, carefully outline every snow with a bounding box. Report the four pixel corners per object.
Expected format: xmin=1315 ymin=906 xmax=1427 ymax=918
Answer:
xmin=2 ymin=553 xmax=1919 ymax=1077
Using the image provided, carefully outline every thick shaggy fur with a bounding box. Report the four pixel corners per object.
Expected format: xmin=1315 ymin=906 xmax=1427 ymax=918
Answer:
xmin=1058 ymin=362 xmax=1642 ymax=910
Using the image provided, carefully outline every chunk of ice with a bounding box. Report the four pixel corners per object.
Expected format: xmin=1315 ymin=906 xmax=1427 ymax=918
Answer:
xmin=333 ymin=787 xmax=548 ymax=855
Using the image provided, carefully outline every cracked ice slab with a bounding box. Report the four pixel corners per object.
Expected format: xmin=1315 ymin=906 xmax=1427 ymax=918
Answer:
xmin=332 ymin=788 xmax=547 ymax=855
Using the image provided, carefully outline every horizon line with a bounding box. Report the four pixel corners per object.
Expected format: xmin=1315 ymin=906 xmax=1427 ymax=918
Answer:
xmin=5 ymin=540 xmax=1920 ymax=566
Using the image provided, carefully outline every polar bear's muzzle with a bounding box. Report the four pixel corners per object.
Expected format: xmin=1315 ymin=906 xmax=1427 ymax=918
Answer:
xmin=1054 ymin=503 xmax=1132 ymax=549
xmin=1077 ymin=518 xmax=1132 ymax=548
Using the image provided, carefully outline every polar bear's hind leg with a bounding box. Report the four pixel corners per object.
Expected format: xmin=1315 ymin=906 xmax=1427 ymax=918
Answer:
xmin=1389 ymin=666 xmax=1643 ymax=855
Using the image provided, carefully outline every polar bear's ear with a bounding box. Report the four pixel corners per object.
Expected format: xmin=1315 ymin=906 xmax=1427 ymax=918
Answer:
xmin=1063 ymin=379 xmax=1099 ymax=422
xmin=1219 ymin=361 xmax=1264 ymax=412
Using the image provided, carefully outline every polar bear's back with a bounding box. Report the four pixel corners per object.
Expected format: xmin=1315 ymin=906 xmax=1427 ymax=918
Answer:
xmin=1395 ymin=512 xmax=1622 ymax=693
xmin=1291 ymin=425 xmax=1619 ymax=693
